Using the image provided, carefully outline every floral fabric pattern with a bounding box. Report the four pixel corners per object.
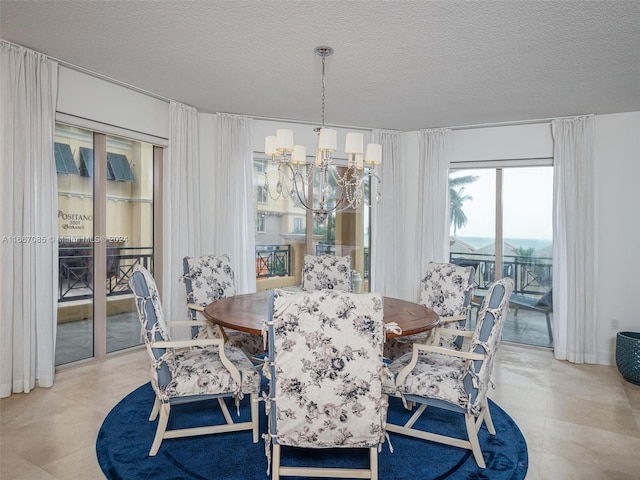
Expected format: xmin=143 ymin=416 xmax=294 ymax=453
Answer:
xmin=385 ymin=262 xmax=475 ymax=359
xmin=183 ymin=254 xmax=264 ymax=357
xmin=267 ymin=290 xmax=387 ymax=449
xmin=130 ymin=265 xmax=260 ymax=404
xmin=387 ymin=278 xmax=513 ymax=415
xmin=301 ymin=255 xmax=353 ymax=292
xmin=419 ymin=262 xmax=474 ymax=317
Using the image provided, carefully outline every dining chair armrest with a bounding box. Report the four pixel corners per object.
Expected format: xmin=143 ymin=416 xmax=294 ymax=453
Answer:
xmin=187 ymin=303 xmax=205 ymax=312
xmin=150 ymin=337 xmax=242 ymax=384
xmin=395 ymin=343 xmax=486 ymax=389
xmin=415 ymin=343 xmax=486 ymax=360
xmin=438 ymin=314 xmax=467 ymax=324
xmin=166 ymin=320 xmax=209 ymax=328
xmin=435 ymin=327 xmax=474 ymax=338
xmin=150 ymin=338 xmax=224 ymax=349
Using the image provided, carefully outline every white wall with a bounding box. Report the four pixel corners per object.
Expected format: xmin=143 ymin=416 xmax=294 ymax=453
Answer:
xmin=57 ymin=66 xmax=169 ymax=140
xmin=594 ymin=112 xmax=640 ymax=364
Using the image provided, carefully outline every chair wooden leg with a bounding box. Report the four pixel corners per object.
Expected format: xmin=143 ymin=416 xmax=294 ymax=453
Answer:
xmin=149 ymin=403 xmax=170 ymax=456
xmin=465 ymin=413 xmax=486 ymax=468
xmin=369 ymin=446 xmax=378 ymax=480
xmin=482 ymin=401 xmax=496 ymax=435
xmin=272 ymin=444 xmax=281 ymax=480
xmin=217 ymin=397 xmax=233 ymax=424
xmin=251 ymin=393 xmax=259 ymax=442
xmin=149 ymin=396 xmax=160 ymax=421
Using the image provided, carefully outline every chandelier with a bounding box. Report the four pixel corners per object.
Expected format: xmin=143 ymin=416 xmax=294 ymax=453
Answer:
xmin=263 ymin=46 xmax=382 ymax=225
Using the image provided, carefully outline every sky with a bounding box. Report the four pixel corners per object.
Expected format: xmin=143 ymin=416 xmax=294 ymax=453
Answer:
xmin=451 ymin=166 xmax=553 ymax=240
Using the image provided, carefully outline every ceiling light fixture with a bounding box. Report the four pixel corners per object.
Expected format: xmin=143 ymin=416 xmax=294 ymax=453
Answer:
xmin=263 ymin=46 xmax=382 ymax=225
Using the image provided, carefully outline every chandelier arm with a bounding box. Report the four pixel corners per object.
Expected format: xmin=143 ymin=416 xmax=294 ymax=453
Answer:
xmin=287 ymin=164 xmax=313 ymax=211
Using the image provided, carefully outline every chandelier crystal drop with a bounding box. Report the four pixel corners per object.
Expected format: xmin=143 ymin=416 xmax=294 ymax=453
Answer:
xmin=263 ymin=46 xmax=382 ymax=225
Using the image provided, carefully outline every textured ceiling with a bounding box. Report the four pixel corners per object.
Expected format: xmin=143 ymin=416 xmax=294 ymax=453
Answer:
xmin=2 ymin=0 xmax=640 ymax=131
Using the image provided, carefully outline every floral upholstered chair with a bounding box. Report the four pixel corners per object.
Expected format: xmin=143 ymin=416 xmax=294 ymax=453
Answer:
xmin=384 ymin=277 xmax=513 ymax=468
xmin=264 ymin=289 xmax=389 ymax=479
xmin=384 ymin=261 xmax=475 ymax=360
xmin=130 ymin=265 xmax=260 ymax=456
xmin=301 ymin=254 xmax=353 ymax=292
xmin=182 ymin=254 xmax=264 ymax=357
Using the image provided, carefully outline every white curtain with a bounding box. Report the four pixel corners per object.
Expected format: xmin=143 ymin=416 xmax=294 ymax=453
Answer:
xmin=415 ymin=128 xmax=451 ymax=300
xmin=371 ymin=129 xmax=403 ymax=298
xmin=552 ymin=115 xmax=597 ymax=364
xmin=211 ymin=113 xmax=256 ymax=293
xmin=0 ymin=42 xmax=58 ymax=397
xmin=163 ymin=101 xmax=201 ymax=329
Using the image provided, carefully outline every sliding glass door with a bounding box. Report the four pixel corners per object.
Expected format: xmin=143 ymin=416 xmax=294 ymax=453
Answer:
xmin=449 ymin=165 xmax=553 ymax=347
xmin=54 ymin=124 xmax=158 ymax=365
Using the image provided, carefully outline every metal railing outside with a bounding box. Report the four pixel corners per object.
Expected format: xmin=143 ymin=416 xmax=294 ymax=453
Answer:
xmin=450 ymin=252 xmax=552 ymax=296
xmin=255 ymin=245 xmax=292 ymax=278
xmin=58 ymin=245 xmax=153 ymax=302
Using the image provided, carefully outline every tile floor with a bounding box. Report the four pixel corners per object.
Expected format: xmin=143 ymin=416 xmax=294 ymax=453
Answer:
xmin=2 ymin=343 xmax=639 ymax=479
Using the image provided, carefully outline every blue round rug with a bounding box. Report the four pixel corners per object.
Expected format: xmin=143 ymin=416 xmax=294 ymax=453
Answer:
xmin=97 ymin=383 xmax=527 ymax=479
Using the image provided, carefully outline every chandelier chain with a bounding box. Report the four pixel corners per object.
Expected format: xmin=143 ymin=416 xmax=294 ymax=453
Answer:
xmin=321 ymin=54 xmax=326 ymax=127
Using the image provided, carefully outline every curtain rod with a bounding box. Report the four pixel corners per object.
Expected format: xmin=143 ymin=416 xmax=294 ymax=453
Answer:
xmin=448 ymin=117 xmax=555 ymax=131
xmin=2 ymin=39 xmax=174 ymax=105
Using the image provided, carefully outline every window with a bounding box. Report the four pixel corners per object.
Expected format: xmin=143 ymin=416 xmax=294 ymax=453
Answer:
xmin=256 ymin=185 xmax=267 ymax=204
xmin=253 ymin=156 xmax=371 ymax=291
xmin=256 ymin=214 xmax=265 ymax=233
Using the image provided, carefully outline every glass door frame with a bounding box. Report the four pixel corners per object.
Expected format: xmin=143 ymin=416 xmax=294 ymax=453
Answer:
xmin=55 ymin=121 xmax=165 ymax=366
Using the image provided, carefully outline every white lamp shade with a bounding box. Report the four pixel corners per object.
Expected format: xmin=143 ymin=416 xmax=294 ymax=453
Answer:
xmin=291 ymin=145 xmax=307 ymax=164
xmin=365 ymin=143 xmax=382 ymax=165
xmin=318 ymin=128 xmax=337 ymax=152
xmin=276 ymin=129 xmax=294 ymax=152
xmin=265 ymin=136 xmax=277 ymax=156
xmin=355 ymin=153 xmax=364 ymax=170
xmin=345 ymin=132 xmax=364 ymax=154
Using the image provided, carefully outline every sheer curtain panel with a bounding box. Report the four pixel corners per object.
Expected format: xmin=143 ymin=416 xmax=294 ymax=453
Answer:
xmin=415 ymin=129 xmax=451 ymax=300
xmin=552 ymin=115 xmax=597 ymax=363
xmin=211 ymin=113 xmax=256 ymax=293
xmin=371 ymin=130 xmax=403 ymax=298
xmin=164 ymin=101 xmax=201 ymax=334
xmin=1 ymin=42 xmax=58 ymax=397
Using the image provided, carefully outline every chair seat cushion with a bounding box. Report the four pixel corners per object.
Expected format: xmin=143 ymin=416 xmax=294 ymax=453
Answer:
xmin=166 ymin=346 xmax=260 ymax=399
xmin=384 ymin=352 xmax=467 ymax=408
xmin=194 ymin=324 xmax=265 ymax=358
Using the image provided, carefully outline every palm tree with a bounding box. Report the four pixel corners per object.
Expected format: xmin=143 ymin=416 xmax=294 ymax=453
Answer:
xmin=449 ymin=174 xmax=478 ymax=236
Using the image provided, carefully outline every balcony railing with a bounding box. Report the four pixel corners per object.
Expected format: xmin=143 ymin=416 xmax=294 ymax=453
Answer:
xmin=58 ymin=245 xmax=153 ymax=302
xmin=450 ymin=252 xmax=552 ymax=296
xmin=255 ymin=245 xmax=292 ymax=278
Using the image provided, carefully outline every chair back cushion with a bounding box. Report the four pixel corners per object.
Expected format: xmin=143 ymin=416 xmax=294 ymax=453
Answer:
xmin=267 ymin=289 xmax=386 ymax=448
xmin=463 ymin=277 xmax=514 ymax=411
xmin=183 ymin=254 xmax=236 ymax=305
xmin=419 ymin=261 xmax=475 ymax=316
xmin=301 ymin=254 xmax=353 ymax=292
xmin=129 ymin=265 xmax=172 ymax=392
xmin=183 ymin=254 xmax=236 ymax=337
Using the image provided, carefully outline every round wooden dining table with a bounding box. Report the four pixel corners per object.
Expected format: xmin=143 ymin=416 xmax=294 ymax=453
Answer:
xmin=203 ymin=289 xmax=439 ymax=340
